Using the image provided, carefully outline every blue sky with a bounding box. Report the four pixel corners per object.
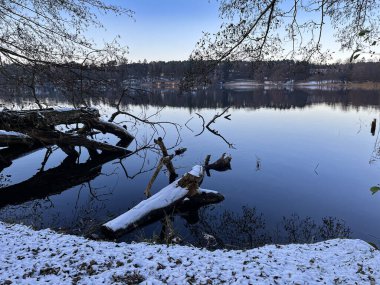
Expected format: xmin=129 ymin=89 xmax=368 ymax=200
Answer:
xmin=93 ymin=1 xmax=351 ymax=62
xmin=95 ymin=0 xmax=221 ymax=62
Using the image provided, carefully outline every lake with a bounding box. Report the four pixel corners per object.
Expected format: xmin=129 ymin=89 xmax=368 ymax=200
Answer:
xmin=0 ymin=87 xmax=379 ymax=249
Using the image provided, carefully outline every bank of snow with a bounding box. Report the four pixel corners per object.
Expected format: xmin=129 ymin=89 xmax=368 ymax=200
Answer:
xmin=0 ymin=222 xmax=379 ymax=284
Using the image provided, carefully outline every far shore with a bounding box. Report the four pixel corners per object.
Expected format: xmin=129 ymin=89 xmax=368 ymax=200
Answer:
xmin=222 ymin=80 xmax=380 ymax=91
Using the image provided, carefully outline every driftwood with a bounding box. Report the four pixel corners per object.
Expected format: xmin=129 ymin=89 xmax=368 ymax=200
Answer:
xmin=102 ymin=165 xmax=224 ymax=237
xmin=204 ymin=153 xmax=232 ymax=176
xmin=144 ymin=138 xmax=185 ymax=197
xmin=0 ymin=107 xmax=134 ymax=157
xmin=144 ymin=156 xmax=172 ymax=198
xmin=154 ymin=137 xmax=177 ymax=176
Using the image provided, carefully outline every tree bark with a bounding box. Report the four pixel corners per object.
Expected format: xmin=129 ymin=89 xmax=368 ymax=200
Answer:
xmin=27 ymin=129 xmax=130 ymax=154
xmin=0 ymin=107 xmax=100 ymax=131
xmin=0 ymin=107 xmax=134 ymax=154
xmin=0 ymin=131 xmax=35 ymax=147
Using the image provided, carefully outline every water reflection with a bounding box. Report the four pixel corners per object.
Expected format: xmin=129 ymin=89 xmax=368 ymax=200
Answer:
xmin=1 ymin=88 xmax=380 ymax=111
xmin=187 ymin=207 xmax=351 ymax=249
xmin=0 ymin=150 xmax=123 ymax=208
xmin=0 ymin=89 xmax=379 ymax=249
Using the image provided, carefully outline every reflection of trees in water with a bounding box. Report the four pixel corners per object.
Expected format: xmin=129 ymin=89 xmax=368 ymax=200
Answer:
xmin=0 ymin=198 xmax=54 ymax=229
xmin=282 ymin=214 xmax=351 ymax=243
xmin=120 ymin=89 xmax=380 ymax=111
xmin=1 ymin=88 xmax=380 ymax=112
xmin=188 ymin=206 xmax=351 ymax=250
xmin=0 ymin=147 xmax=144 ymax=235
xmin=0 ymin=173 xmax=11 ymax=188
xmin=0 ymin=181 xmax=112 ymax=236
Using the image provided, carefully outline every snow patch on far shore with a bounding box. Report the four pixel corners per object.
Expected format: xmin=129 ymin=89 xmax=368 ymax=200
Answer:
xmin=0 ymin=222 xmax=379 ymax=284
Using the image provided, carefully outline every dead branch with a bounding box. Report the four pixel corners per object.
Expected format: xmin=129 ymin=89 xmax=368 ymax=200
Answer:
xmin=205 ymin=107 xmax=230 ymax=129
xmin=154 ymin=137 xmax=178 ymax=181
xmin=144 ymin=158 xmax=164 ymax=198
xmin=204 ymin=153 xmax=232 ymax=177
xmin=28 ymin=129 xmax=130 ymax=155
xmin=86 ymin=118 xmax=134 ymax=146
xmin=144 ymin=138 xmax=186 ymax=197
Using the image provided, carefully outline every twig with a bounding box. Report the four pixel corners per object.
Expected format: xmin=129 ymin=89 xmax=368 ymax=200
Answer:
xmin=144 ymin=158 xmax=164 ymax=198
xmin=205 ymin=107 xmax=230 ymax=129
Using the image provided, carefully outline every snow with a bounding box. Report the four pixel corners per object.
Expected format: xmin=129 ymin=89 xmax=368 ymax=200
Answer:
xmin=199 ymin=188 xmax=219 ymax=194
xmin=0 ymin=222 xmax=379 ymax=284
xmin=188 ymin=165 xmax=203 ymax=177
xmin=103 ymin=165 xmax=204 ymax=233
xmin=0 ymin=130 xmax=31 ymax=139
xmin=103 ymin=181 xmax=188 ymax=232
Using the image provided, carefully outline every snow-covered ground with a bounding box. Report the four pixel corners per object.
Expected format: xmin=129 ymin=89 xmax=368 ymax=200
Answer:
xmin=0 ymin=222 xmax=379 ymax=284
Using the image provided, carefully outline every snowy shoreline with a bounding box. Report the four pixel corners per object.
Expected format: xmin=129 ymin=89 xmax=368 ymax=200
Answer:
xmin=0 ymin=222 xmax=379 ymax=284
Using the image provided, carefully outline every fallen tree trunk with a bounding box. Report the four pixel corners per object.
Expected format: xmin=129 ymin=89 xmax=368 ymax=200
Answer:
xmin=0 ymin=107 xmax=100 ymax=131
xmin=27 ymin=129 xmax=130 ymax=155
xmin=86 ymin=119 xmax=134 ymax=147
xmin=102 ymin=165 xmax=224 ymax=237
xmin=0 ymin=131 xmax=35 ymax=147
xmin=0 ymin=107 xmax=134 ymax=155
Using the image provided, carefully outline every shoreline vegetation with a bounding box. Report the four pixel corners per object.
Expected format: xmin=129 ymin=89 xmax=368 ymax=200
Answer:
xmin=1 ymin=221 xmax=379 ymax=284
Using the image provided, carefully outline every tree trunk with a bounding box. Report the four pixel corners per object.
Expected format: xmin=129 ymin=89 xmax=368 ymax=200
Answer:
xmin=0 ymin=107 xmax=134 ymax=155
xmin=102 ymin=165 xmax=224 ymax=237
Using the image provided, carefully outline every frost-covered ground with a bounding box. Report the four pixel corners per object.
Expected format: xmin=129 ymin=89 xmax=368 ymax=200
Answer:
xmin=0 ymin=222 xmax=379 ymax=284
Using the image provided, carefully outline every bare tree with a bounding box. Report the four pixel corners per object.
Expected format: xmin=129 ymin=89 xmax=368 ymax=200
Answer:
xmin=187 ymin=0 xmax=380 ymax=86
xmin=0 ymin=0 xmax=132 ymax=65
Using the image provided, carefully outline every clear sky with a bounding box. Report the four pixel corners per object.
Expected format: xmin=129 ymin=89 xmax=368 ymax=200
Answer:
xmin=95 ymin=0 xmax=221 ymax=62
xmin=93 ymin=1 xmax=354 ymax=63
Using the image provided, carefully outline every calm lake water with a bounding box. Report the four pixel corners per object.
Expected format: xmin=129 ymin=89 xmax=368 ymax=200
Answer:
xmin=1 ymin=88 xmax=380 ymax=248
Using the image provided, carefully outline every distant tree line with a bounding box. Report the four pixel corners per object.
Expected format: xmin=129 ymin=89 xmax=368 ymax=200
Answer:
xmin=1 ymin=60 xmax=380 ymax=105
xmin=85 ymin=60 xmax=380 ymax=83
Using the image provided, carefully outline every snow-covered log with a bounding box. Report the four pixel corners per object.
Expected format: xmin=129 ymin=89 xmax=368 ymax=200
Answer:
xmin=102 ymin=165 xmax=224 ymax=236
